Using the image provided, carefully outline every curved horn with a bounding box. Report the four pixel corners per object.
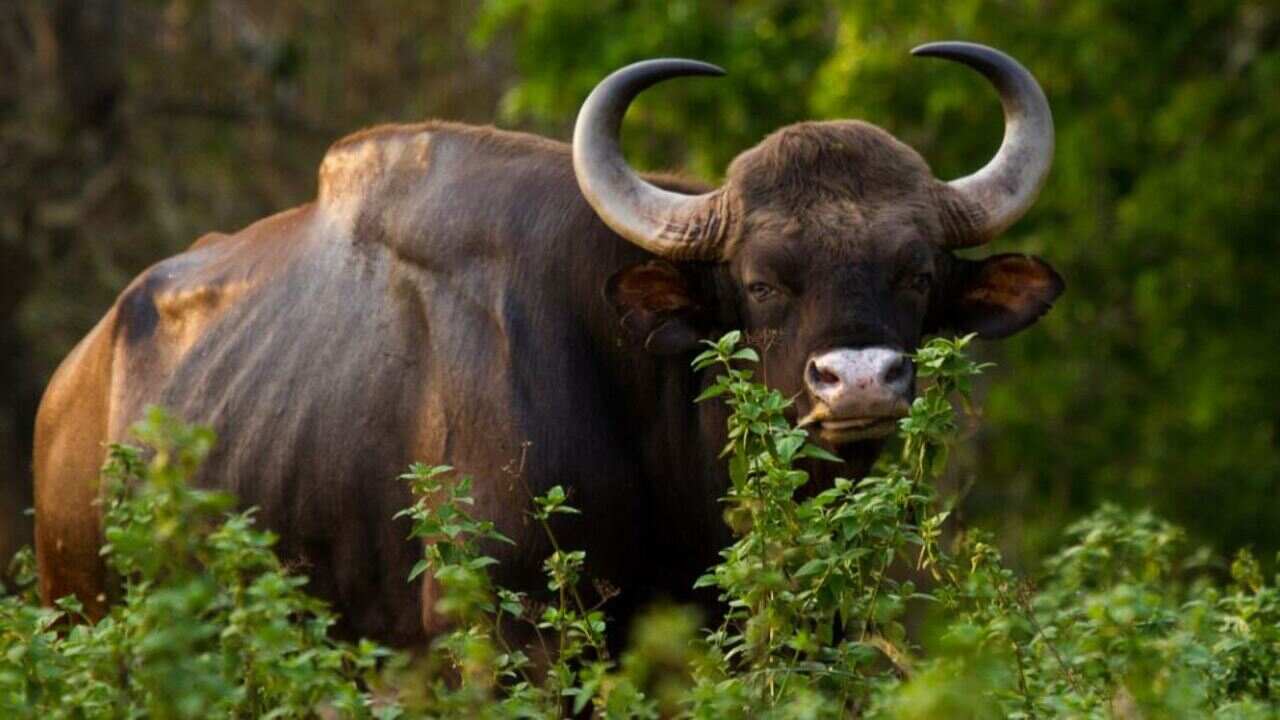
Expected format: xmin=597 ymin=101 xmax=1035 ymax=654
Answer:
xmin=573 ymin=59 xmax=731 ymax=261
xmin=912 ymin=42 xmax=1054 ymax=245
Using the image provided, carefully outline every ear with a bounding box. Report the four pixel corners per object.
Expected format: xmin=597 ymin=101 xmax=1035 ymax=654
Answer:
xmin=939 ymin=254 xmax=1064 ymax=339
xmin=605 ymin=260 xmax=707 ymax=355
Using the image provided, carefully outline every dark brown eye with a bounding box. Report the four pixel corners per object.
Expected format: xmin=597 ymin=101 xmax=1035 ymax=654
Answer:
xmin=747 ymin=282 xmax=778 ymax=302
xmin=909 ymin=273 xmax=933 ymax=293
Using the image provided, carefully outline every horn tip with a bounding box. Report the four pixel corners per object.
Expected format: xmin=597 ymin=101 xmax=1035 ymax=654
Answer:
xmin=910 ymin=41 xmax=984 ymax=59
xmin=675 ymin=58 xmax=726 ymax=77
xmin=910 ymin=42 xmax=1026 ymax=75
xmin=633 ymin=58 xmax=725 ymax=77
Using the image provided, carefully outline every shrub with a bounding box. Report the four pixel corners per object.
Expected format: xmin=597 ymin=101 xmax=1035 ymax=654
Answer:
xmin=0 ymin=408 xmax=390 ymax=718
xmin=2 ymin=335 xmax=1278 ymax=717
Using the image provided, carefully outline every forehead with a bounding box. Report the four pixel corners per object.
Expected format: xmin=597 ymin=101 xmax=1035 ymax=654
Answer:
xmin=739 ymin=207 xmax=937 ymax=271
xmin=727 ymin=120 xmax=943 ymax=259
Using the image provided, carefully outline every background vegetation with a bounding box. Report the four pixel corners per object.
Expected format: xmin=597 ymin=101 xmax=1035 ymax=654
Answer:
xmin=2 ymin=0 xmax=1277 ymax=596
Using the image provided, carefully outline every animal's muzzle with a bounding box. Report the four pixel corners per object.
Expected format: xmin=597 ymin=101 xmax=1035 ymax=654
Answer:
xmin=800 ymin=347 xmax=913 ymax=443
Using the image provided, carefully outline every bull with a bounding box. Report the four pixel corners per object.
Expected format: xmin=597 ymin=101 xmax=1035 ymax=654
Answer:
xmin=34 ymin=42 xmax=1061 ymax=645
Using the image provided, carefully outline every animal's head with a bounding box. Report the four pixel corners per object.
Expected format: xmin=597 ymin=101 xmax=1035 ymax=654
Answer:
xmin=577 ymin=43 xmax=1063 ymax=447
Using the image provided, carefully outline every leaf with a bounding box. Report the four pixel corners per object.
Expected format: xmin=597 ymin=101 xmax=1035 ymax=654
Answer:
xmin=794 ymin=558 xmax=829 ymax=579
xmin=729 ymin=452 xmax=747 ymax=488
xmin=695 ymin=382 xmax=730 ymax=403
xmin=799 ymin=443 xmax=842 ymax=463
xmin=775 ymin=433 xmax=804 ymax=462
xmin=694 ymin=573 xmax=719 ymax=589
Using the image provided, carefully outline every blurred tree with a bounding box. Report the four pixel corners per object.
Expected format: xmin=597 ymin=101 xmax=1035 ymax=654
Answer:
xmin=476 ymin=0 xmax=1280 ymax=563
xmin=0 ymin=0 xmax=508 ymax=569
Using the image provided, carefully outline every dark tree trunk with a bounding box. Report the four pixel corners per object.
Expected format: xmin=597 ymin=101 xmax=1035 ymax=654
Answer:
xmin=0 ymin=0 xmax=126 ymax=575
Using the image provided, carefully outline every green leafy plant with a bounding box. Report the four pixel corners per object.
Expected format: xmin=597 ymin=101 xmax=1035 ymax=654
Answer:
xmin=676 ymin=332 xmax=990 ymax=717
xmin=395 ymin=458 xmax=617 ymax=717
xmin=0 ymin=407 xmax=389 ymax=718
xmin=4 ymin=335 xmax=1280 ymax=717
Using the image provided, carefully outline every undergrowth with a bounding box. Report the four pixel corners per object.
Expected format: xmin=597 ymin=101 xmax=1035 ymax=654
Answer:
xmin=2 ymin=333 xmax=1277 ymax=717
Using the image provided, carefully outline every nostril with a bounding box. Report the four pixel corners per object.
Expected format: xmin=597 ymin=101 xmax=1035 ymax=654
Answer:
xmin=883 ymin=356 xmax=910 ymax=387
xmin=807 ymin=359 xmax=840 ymax=388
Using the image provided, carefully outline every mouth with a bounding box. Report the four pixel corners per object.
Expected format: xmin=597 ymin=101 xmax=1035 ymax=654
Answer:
xmin=816 ymin=416 xmax=900 ymax=442
xmin=796 ymin=405 xmax=906 ymax=444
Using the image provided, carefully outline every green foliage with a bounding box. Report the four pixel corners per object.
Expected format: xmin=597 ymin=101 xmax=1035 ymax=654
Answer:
xmin=678 ymin=332 xmax=985 ymax=716
xmin=0 ymin=407 xmax=389 ymax=718
xmin=473 ymin=0 xmax=833 ymax=178
xmin=683 ymin=332 xmax=1280 ymax=717
xmin=393 ymin=462 xmax=612 ymax=717
xmin=4 ymin=337 xmax=1280 ymax=716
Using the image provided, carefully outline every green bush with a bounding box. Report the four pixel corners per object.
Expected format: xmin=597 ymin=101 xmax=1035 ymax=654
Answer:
xmin=2 ymin=335 xmax=1277 ymax=717
xmin=0 ymin=408 xmax=391 ymax=718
